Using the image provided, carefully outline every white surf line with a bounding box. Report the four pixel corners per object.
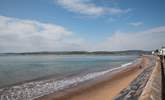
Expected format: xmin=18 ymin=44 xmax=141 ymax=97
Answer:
xmin=108 ymin=59 xmax=140 ymax=72
xmin=0 ymin=59 xmax=140 ymax=100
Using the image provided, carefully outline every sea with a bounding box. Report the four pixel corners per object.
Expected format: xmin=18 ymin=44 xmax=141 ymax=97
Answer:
xmin=0 ymin=54 xmax=139 ymax=100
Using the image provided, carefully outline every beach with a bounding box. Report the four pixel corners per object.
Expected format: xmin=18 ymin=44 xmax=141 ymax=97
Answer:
xmin=38 ymin=55 xmax=152 ymax=100
xmin=0 ymin=55 xmax=140 ymax=100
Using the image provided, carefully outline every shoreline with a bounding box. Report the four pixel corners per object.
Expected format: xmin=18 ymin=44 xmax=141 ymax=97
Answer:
xmin=0 ymin=57 xmax=140 ymax=100
xmin=37 ymin=56 xmax=149 ymax=100
xmin=0 ymin=55 xmax=153 ymax=100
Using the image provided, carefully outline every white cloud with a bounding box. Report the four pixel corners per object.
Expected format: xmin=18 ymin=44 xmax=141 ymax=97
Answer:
xmin=129 ymin=22 xmax=143 ymax=27
xmin=0 ymin=15 xmax=87 ymax=53
xmin=54 ymin=0 xmax=129 ymax=16
xmin=98 ymin=26 xmax=165 ymax=51
xmin=0 ymin=15 xmax=164 ymax=53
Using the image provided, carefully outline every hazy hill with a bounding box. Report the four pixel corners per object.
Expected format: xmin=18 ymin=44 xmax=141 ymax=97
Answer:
xmin=0 ymin=50 xmax=151 ymax=56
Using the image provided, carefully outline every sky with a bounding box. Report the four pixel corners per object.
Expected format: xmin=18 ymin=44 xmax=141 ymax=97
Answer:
xmin=0 ymin=0 xmax=165 ymax=53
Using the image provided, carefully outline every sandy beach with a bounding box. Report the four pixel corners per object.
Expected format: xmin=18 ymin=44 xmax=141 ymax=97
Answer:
xmin=38 ymin=56 xmax=152 ymax=100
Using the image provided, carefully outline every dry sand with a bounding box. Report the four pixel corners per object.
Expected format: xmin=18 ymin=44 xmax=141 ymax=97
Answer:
xmin=68 ymin=66 xmax=143 ymax=100
xmin=38 ymin=56 xmax=151 ymax=100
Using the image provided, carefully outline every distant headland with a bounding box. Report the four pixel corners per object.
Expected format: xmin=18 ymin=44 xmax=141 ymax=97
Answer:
xmin=0 ymin=50 xmax=151 ymax=56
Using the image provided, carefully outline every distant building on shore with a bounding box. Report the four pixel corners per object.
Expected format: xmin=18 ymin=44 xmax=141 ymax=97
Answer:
xmin=152 ymin=47 xmax=165 ymax=56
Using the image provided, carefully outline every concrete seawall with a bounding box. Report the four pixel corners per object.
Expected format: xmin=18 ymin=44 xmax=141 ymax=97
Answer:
xmin=114 ymin=55 xmax=156 ymax=100
xmin=139 ymin=57 xmax=161 ymax=100
xmin=115 ymin=55 xmax=162 ymax=100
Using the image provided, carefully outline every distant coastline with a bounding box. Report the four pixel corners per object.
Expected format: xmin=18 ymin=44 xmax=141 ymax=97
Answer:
xmin=0 ymin=50 xmax=151 ymax=56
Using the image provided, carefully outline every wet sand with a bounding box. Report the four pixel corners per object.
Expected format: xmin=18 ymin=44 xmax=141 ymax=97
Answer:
xmin=38 ymin=56 xmax=152 ymax=100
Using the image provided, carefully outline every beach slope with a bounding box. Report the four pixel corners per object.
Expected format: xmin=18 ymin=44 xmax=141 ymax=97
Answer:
xmin=38 ymin=56 xmax=153 ymax=100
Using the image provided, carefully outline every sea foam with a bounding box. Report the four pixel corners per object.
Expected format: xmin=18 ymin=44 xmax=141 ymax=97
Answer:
xmin=0 ymin=61 xmax=135 ymax=100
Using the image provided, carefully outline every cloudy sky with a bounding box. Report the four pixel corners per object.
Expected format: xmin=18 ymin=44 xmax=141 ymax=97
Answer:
xmin=0 ymin=0 xmax=165 ymax=53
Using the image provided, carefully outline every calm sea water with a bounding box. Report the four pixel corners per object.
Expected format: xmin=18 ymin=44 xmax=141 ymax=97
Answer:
xmin=0 ymin=55 xmax=138 ymax=88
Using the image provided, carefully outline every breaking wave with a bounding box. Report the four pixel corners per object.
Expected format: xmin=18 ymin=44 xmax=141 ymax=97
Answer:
xmin=0 ymin=61 xmax=136 ymax=100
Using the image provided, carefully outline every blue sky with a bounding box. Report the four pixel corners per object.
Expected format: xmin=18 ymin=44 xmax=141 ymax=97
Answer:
xmin=0 ymin=0 xmax=165 ymax=52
